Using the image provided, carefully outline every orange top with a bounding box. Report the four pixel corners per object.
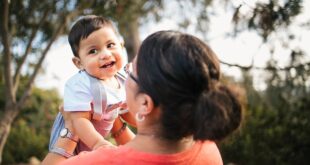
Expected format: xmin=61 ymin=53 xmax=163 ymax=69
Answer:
xmin=60 ymin=140 xmax=223 ymax=165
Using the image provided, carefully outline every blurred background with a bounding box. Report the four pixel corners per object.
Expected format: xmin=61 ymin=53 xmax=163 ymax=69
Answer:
xmin=0 ymin=0 xmax=309 ymax=164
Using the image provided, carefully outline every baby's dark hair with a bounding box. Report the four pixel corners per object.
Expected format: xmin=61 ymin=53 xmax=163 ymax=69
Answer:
xmin=136 ymin=30 xmax=242 ymax=141
xmin=68 ymin=15 xmax=119 ymax=57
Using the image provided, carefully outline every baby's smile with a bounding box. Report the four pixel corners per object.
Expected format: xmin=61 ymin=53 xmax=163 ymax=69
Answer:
xmin=100 ymin=61 xmax=116 ymax=68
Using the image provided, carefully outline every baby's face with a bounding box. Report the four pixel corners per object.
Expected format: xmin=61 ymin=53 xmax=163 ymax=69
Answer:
xmin=77 ymin=26 xmax=124 ymax=80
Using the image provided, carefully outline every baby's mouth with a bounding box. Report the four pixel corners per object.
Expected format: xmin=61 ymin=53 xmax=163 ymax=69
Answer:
xmin=100 ymin=61 xmax=115 ymax=68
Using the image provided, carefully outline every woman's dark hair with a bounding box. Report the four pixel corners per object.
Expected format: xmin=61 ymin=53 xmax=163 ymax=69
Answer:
xmin=68 ymin=15 xmax=119 ymax=57
xmin=136 ymin=30 xmax=242 ymax=141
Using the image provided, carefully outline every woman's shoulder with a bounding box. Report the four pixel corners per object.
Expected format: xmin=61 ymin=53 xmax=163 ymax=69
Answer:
xmin=60 ymin=141 xmax=222 ymax=165
xmin=199 ymin=140 xmax=219 ymax=151
xmin=196 ymin=140 xmax=223 ymax=165
xmin=60 ymin=147 xmax=124 ymax=165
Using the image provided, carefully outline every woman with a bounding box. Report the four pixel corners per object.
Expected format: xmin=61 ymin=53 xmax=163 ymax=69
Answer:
xmin=42 ymin=30 xmax=242 ymax=165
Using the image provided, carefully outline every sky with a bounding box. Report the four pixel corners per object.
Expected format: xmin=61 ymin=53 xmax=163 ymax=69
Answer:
xmin=35 ymin=0 xmax=310 ymax=97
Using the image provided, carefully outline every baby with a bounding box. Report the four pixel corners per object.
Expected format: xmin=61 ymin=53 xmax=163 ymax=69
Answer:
xmin=49 ymin=15 xmax=131 ymax=154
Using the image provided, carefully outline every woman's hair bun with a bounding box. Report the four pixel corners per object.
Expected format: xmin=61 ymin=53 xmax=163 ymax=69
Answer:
xmin=193 ymin=83 xmax=242 ymax=141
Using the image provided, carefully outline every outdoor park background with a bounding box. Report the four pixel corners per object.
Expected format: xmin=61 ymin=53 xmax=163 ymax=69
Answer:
xmin=1 ymin=0 xmax=310 ymax=164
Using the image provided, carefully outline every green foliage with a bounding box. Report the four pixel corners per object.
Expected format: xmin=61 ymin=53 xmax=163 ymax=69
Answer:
xmin=232 ymin=0 xmax=303 ymax=40
xmin=2 ymin=88 xmax=61 ymax=164
xmin=220 ymin=1 xmax=310 ymax=164
xmin=90 ymin=0 xmax=163 ymax=23
xmin=1 ymin=0 xmax=69 ymax=45
xmin=3 ymin=120 xmax=48 ymax=164
xmin=220 ymin=68 xmax=310 ymax=165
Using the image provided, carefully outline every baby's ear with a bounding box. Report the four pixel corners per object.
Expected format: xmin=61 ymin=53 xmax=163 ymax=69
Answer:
xmin=72 ymin=57 xmax=83 ymax=70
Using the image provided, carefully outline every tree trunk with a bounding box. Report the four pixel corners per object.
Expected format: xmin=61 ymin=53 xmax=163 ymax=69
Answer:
xmin=119 ymin=17 xmax=141 ymax=62
xmin=0 ymin=106 xmax=18 ymax=164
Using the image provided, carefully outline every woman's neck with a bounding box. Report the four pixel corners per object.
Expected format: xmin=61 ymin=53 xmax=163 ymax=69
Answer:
xmin=126 ymin=133 xmax=194 ymax=154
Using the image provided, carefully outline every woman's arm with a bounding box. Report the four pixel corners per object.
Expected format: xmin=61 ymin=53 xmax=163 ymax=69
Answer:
xmin=42 ymin=136 xmax=77 ymax=165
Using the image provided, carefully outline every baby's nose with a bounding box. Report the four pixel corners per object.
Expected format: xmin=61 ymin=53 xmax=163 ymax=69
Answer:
xmin=99 ymin=50 xmax=112 ymax=59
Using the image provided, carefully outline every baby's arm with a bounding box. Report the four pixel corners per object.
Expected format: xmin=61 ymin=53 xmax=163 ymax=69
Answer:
xmin=111 ymin=116 xmax=135 ymax=145
xmin=69 ymin=111 xmax=115 ymax=150
xmin=120 ymin=112 xmax=136 ymax=127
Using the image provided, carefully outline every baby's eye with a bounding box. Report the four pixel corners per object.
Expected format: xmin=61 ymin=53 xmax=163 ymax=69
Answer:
xmin=88 ymin=49 xmax=98 ymax=54
xmin=107 ymin=43 xmax=116 ymax=48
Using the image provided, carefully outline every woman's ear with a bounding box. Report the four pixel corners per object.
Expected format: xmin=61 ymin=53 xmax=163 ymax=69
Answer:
xmin=138 ymin=94 xmax=154 ymax=116
xmin=72 ymin=57 xmax=83 ymax=70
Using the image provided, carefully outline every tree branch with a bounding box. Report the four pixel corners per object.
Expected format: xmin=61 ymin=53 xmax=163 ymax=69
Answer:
xmin=1 ymin=0 xmax=15 ymax=104
xmin=16 ymin=11 xmax=79 ymax=109
xmin=16 ymin=25 xmax=64 ymax=109
xmin=13 ymin=9 xmax=50 ymax=93
xmin=16 ymin=0 xmax=88 ymax=109
xmin=220 ymin=60 xmax=310 ymax=71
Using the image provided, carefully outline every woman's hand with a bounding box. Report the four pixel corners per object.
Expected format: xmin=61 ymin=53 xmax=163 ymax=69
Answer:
xmin=41 ymin=105 xmax=78 ymax=165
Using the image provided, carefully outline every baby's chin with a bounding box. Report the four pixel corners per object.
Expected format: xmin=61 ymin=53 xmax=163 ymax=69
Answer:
xmin=100 ymin=71 xmax=120 ymax=80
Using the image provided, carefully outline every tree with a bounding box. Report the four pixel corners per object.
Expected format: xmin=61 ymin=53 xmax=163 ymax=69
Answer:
xmin=220 ymin=61 xmax=310 ymax=164
xmin=2 ymin=87 xmax=61 ymax=164
xmin=0 ymin=0 xmax=98 ymax=163
xmin=90 ymin=0 xmax=164 ymax=62
xmin=218 ymin=0 xmax=310 ymax=164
